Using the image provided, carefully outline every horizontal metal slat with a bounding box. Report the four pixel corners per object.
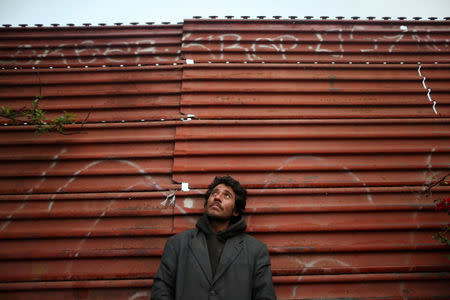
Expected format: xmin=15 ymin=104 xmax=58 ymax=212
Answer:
xmin=0 ymin=174 xmax=177 ymax=194
xmin=175 ymin=121 xmax=450 ymax=139
xmin=173 ymin=170 xmax=449 ymax=188
xmin=173 ymin=153 xmax=450 ymax=172
xmin=0 ymin=142 xmax=174 ymax=160
xmin=0 ymin=216 xmax=173 ymax=239
xmin=175 ymin=138 xmax=450 ymax=155
xmin=174 ymin=211 xmax=449 ymax=233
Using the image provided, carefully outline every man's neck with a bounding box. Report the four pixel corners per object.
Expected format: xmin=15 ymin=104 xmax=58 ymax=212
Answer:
xmin=208 ymin=217 xmax=230 ymax=234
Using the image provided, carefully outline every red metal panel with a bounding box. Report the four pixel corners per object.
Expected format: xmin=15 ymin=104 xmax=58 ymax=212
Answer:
xmin=0 ymin=25 xmax=183 ymax=68
xmin=182 ymin=19 xmax=450 ymax=63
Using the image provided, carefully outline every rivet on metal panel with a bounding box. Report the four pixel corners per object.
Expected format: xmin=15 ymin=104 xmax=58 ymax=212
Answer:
xmin=101 ymin=120 xmax=106 ymax=123
xmin=413 ymin=17 xmax=422 ymax=20
xmin=208 ymin=61 xmax=212 ymax=63
xmin=367 ymin=16 xmax=376 ymax=20
xmin=331 ymin=61 xmax=335 ymax=64
xmin=146 ymin=22 xmax=155 ymax=25
xmin=186 ymin=59 xmax=194 ymax=64
xmin=114 ymin=22 xmax=123 ymax=25
xmin=51 ymin=23 xmax=59 ymax=27
xmin=351 ymin=16 xmax=360 ymax=20
xmin=19 ymin=24 xmax=28 ymax=27
xmin=304 ymin=16 xmax=314 ymax=19
xmin=181 ymin=182 xmax=190 ymax=191
xmin=428 ymin=17 xmax=437 ymax=20
xmin=67 ymin=66 xmax=71 ymax=68
xmin=244 ymin=61 xmax=247 ymax=63
xmin=382 ymin=17 xmax=391 ymax=20
xmin=209 ymin=16 xmax=218 ymax=19
xmin=98 ymin=23 xmax=107 ymax=26
xmin=3 ymin=123 xmax=7 ymax=126
xmin=366 ymin=62 xmax=370 ymax=64
xmin=349 ymin=62 xmax=352 ymax=64
xmin=225 ymin=16 xmax=234 ymax=19
xmin=400 ymin=62 xmax=404 ymax=64
xmin=261 ymin=61 xmax=265 ymax=64
xmin=296 ymin=61 xmax=300 ymax=64
xmin=138 ymin=64 xmax=142 ymax=66
xmin=67 ymin=23 xmax=75 ymax=26
xmin=320 ymin=16 xmax=329 ymax=20
xmin=241 ymin=16 xmax=250 ymax=19
xmin=84 ymin=66 xmax=88 ymax=68
xmin=397 ymin=17 xmax=407 ymax=20
xmin=273 ymin=16 xmax=282 ymax=19
xmin=383 ymin=62 xmax=387 ymax=64
xmin=193 ymin=16 xmax=202 ymax=19
xmin=120 ymin=64 xmax=124 ymax=67
xmin=121 ymin=120 xmax=125 ymax=123
xmin=434 ymin=62 xmax=438 ymax=64
xmin=314 ymin=61 xmax=318 ymax=64
xmin=2 ymin=24 xmax=12 ymax=27
xmin=162 ymin=22 xmax=170 ymax=24
xmin=289 ymin=16 xmax=298 ymax=19
xmin=161 ymin=118 xmax=165 ymax=121
xmin=444 ymin=17 xmax=450 ymax=20
xmin=173 ymin=63 xmax=177 ymax=65
xmin=49 ymin=66 xmax=53 ymax=69
xmin=32 ymin=67 xmax=35 ymax=69
xmin=102 ymin=65 xmax=106 ymax=67
xmin=257 ymin=16 xmax=266 ymax=19
xmin=141 ymin=119 xmax=145 ymax=122
xmin=130 ymin=22 xmax=139 ymax=25
xmin=83 ymin=23 xmax=91 ymax=26
xmin=335 ymin=16 xmax=345 ymax=20
xmin=24 ymin=122 xmax=28 ymax=125
xmin=226 ymin=61 xmax=230 ymax=63
xmin=35 ymin=24 xmax=43 ymax=27
xmin=155 ymin=63 xmax=159 ymax=66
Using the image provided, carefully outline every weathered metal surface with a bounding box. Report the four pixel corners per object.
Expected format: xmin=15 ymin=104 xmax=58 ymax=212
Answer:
xmin=0 ymin=19 xmax=449 ymax=300
xmin=0 ymin=25 xmax=183 ymax=68
xmin=182 ymin=19 xmax=450 ymax=63
xmin=0 ymin=66 xmax=183 ymax=122
xmin=180 ymin=63 xmax=450 ymax=118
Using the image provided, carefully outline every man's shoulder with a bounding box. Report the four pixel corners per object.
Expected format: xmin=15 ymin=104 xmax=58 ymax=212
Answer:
xmin=166 ymin=228 xmax=196 ymax=245
xmin=240 ymin=232 xmax=268 ymax=251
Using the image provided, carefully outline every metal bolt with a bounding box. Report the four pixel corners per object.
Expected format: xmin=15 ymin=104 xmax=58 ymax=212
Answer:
xmin=273 ymin=16 xmax=282 ymax=19
xmin=257 ymin=16 xmax=266 ymax=19
xmin=114 ymin=22 xmax=123 ymax=26
xmin=288 ymin=16 xmax=297 ymax=19
xmin=241 ymin=16 xmax=250 ymax=19
xmin=367 ymin=16 xmax=376 ymax=20
xmin=66 ymin=23 xmax=75 ymax=26
xmin=161 ymin=22 xmax=170 ymax=24
xmin=225 ymin=16 xmax=234 ymax=19
xmin=209 ymin=16 xmax=218 ymax=19
xmin=320 ymin=16 xmax=329 ymax=20
xmin=428 ymin=17 xmax=437 ymax=20
xmin=397 ymin=17 xmax=407 ymax=20
xmin=304 ymin=16 xmax=314 ymax=19
xmin=130 ymin=22 xmax=139 ymax=25
xmin=51 ymin=23 xmax=59 ymax=27
xmin=351 ymin=16 xmax=360 ymax=20
xmin=35 ymin=24 xmax=43 ymax=27
xmin=335 ymin=16 xmax=345 ymax=20
xmin=19 ymin=24 xmax=28 ymax=27
xmin=382 ymin=17 xmax=391 ymax=20
xmin=2 ymin=24 xmax=12 ymax=27
xmin=83 ymin=23 xmax=91 ymax=26
xmin=98 ymin=23 xmax=106 ymax=26
xmin=413 ymin=17 xmax=422 ymax=20
xmin=146 ymin=22 xmax=154 ymax=25
xmin=193 ymin=16 xmax=202 ymax=19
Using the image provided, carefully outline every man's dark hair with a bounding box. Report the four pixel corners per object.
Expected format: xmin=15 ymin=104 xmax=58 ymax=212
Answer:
xmin=204 ymin=175 xmax=247 ymax=215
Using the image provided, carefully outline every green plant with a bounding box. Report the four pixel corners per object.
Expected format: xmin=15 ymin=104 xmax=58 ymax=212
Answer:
xmin=1 ymin=95 xmax=78 ymax=135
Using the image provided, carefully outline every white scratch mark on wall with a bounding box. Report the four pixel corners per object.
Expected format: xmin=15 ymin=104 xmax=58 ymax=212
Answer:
xmin=417 ymin=64 xmax=438 ymax=115
xmin=128 ymin=291 xmax=149 ymax=300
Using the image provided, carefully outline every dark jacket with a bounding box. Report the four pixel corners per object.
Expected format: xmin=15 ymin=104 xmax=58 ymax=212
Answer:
xmin=151 ymin=215 xmax=276 ymax=300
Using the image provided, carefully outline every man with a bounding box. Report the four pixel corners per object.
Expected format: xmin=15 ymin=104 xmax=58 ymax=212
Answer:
xmin=151 ymin=175 xmax=276 ymax=300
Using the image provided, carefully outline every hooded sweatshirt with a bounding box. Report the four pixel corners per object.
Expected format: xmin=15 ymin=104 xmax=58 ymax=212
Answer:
xmin=196 ymin=213 xmax=247 ymax=276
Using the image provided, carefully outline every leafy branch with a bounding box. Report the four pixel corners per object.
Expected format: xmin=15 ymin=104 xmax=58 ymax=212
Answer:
xmin=0 ymin=95 xmax=86 ymax=135
xmin=426 ymin=173 xmax=450 ymax=250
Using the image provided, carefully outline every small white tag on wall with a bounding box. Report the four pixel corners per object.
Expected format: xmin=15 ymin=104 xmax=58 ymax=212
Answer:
xmin=181 ymin=182 xmax=190 ymax=191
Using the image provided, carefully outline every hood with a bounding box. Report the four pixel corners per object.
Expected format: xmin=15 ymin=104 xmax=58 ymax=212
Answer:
xmin=196 ymin=213 xmax=247 ymax=242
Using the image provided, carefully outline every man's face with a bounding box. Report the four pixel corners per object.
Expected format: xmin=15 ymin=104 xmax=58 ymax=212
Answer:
xmin=206 ymin=184 xmax=239 ymax=220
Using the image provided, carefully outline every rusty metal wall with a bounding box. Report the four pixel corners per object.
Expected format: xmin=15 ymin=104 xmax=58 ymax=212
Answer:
xmin=0 ymin=18 xmax=449 ymax=300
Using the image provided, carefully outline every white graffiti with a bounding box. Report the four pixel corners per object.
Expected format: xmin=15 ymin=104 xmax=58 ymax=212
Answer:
xmin=2 ymin=39 xmax=177 ymax=66
xmin=417 ymin=64 xmax=438 ymax=114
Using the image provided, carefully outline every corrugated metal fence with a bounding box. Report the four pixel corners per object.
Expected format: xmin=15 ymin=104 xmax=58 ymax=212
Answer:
xmin=0 ymin=18 xmax=449 ymax=299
